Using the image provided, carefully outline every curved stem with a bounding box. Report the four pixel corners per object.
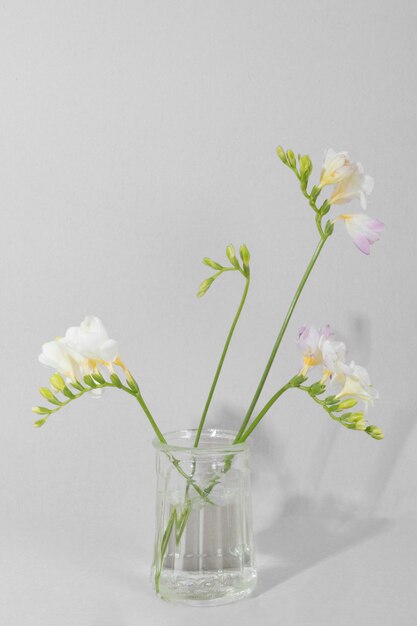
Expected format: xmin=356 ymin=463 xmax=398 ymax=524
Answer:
xmin=194 ymin=273 xmax=250 ymax=447
xmin=238 ymin=382 xmax=292 ymax=442
xmin=234 ymin=236 xmax=328 ymax=442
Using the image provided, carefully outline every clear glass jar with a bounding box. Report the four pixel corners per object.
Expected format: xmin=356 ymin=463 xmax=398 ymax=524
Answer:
xmin=152 ymin=429 xmax=257 ymax=605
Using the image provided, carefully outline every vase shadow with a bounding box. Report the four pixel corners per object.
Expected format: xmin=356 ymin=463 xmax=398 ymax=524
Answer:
xmin=219 ymin=404 xmax=400 ymax=599
xmin=252 ymin=493 xmax=391 ymax=597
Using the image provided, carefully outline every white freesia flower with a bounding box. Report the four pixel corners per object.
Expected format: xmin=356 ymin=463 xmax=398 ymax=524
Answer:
xmin=320 ymin=338 xmax=348 ymax=383
xmin=38 ymin=316 xmax=119 ymax=382
xmin=64 ymin=316 xmax=119 ymax=363
xmin=336 ymin=362 xmax=379 ymax=407
xmin=319 ymin=149 xmax=355 ymax=188
xmin=329 ymin=162 xmax=374 ymax=210
xmin=39 ymin=339 xmax=84 ymax=381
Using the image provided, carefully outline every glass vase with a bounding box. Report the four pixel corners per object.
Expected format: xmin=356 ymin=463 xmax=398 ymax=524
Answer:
xmin=152 ymin=429 xmax=257 ymax=605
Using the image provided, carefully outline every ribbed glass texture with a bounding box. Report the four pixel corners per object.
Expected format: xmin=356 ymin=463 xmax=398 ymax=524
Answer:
xmin=152 ymin=429 xmax=257 ymax=605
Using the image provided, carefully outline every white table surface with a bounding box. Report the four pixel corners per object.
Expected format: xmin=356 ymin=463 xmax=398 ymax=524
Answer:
xmin=3 ymin=515 xmax=415 ymax=626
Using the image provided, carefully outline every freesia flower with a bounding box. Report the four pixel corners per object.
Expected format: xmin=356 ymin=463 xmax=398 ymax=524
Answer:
xmin=297 ymin=325 xmax=332 ymax=375
xmin=319 ymin=149 xmax=355 ymax=188
xmin=336 ymin=362 xmax=379 ymax=407
xmin=39 ymin=339 xmax=85 ymax=381
xmin=38 ymin=316 xmax=119 ymax=381
xmin=64 ymin=316 xmax=119 ymax=364
xmin=329 ymin=162 xmax=374 ymax=210
xmin=320 ymin=338 xmax=348 ymax=383
xmin=339 ymin=213 xmax=385 ymax=255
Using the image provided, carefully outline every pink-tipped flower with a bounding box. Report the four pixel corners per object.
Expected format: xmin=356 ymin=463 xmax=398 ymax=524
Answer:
xmin=339 ymin=213 xmax=385 ymax=255
xmin=329 ymin=162 xmax=374 ymax=210
xmin=297 ymin=325 xmax=332 ymax=375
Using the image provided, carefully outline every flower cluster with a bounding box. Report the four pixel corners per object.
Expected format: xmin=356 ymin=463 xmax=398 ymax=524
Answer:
xmin=277 ymin=146 xmax=385 ymax=255
xmin=296 ymin=325 xmax=382 ymax=438
xmin=39 ymin=315 xmax=120 ymax=381
xmin=320 ymin=149 xmax=384 ymax=255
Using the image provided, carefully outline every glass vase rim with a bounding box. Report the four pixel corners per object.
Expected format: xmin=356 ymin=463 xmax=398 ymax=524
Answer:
xmin=152 ymin=428 xmax=248 ymax=455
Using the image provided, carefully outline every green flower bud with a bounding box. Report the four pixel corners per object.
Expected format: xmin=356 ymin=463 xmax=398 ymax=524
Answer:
xmin=324 ymin=395 xmax=339 ymax=406
xmin=126 ymin=374 xmax=140 ymax=393
xmin=299 ymin=154 xmax=312 ymax=179
xmin=110 ymin=373 xmax=122 ymax=388
xmin=62 ymin=386 xmax=75 ymax=399
xmin=337 ymin=398 xmax=358 ymax=410
xmin=197 ymin=276 xmax=215 ymax=297
xmin=309 ymin=382 xmax=326 ymax=396
xmin=39 ymin=387 xmax=62 ymax=406
xmin=239 ymin=244 xmax=250 ymax=273
xmin=290 ymin=374 xmax=308 ymax=387
xmin=92 ymin=372 xmax=106 ymax=384
xmin=320 ymin=199 xmax=331 ymax=215
xmin=276 ymin=146 xmax=287 ymax=164
xmin=71 ymin=380 xmax=85 ymax=392
xmin=83 ymin=375 xmax=97 ymax=388
xmin=50 ymin=373 xmax=66 ymax=392
xmin=203 ymin=257 xmax=223 ymax=270
xmin=310 ymin=185 xmax=320 ymax=201
xmin=324 ymin=220 xmax=335 ymax=236
xmin=366 ymin=425 xmax=384 ymax=440
xmin=286 ymin=149 xmax=296 ymax=169
xmin=34 ymin=418 xmax=48 ymax=428
xmin=32 ymin=406 xmax=51 ymax=415
xmin=226 ymin=244 xmax=240 ymax=269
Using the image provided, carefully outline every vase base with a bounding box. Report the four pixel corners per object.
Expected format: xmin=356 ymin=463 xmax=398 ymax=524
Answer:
xmin=155 ymin=567 xmax=257 ymax=606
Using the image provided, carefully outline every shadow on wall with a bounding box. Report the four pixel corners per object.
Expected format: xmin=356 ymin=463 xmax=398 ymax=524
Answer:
xmin=220 ymin=403 xmax=413 ymax=598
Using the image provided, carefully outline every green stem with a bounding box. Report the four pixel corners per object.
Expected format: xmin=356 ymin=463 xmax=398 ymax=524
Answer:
xmin=134 ymin=391 xmax=166 ymax=443
xmin=238 ymin=382 xmax=292 ymax=442
xmin=234 ymin=235 xmax=328 ymax=442
xmin=194 ymin=273 xmax=250 ymax=447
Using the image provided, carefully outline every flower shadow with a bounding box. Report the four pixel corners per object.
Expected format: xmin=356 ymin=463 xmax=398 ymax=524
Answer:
xmin=252 ymin=493 xmax=390 ymax=597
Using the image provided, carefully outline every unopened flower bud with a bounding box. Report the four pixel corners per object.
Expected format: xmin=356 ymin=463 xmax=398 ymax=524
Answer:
xmin=226 ymin=244 xmax=240 ymax=269
xmin=366 ymin=425 xmax=384 ymax=440
xmin=290 ymin=374 xmax=308 ymax=387
xmin=299 ymin=154 xmax=312 ymax=179
xmin=309 ymin=382 xmax=326 ymax=396
xmin=32 ymin=406 xmax=51 ymax=415
xmin=337 ymin=398 xmax=358 ymax=410
xmin=50 ymin=373 xmax=66 ymax=392
xmin=276 ymin=146 xmax=287 ymax=164
xmin=197 ymin=276 xmax=215 ymax=297
xmin=286 ymin=149 xmax=296 ymax=169
xmin=203 ymin=257 xmax=223 ymax=270
xmin=324 ymin=220 xmax=335 ymax=236
xmin=239 ymin=244 xmax=250 ymax=272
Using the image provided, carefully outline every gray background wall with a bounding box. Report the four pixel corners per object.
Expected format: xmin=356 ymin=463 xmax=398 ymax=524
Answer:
xmin=1 ymin=1 xmax=416 ymax=624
